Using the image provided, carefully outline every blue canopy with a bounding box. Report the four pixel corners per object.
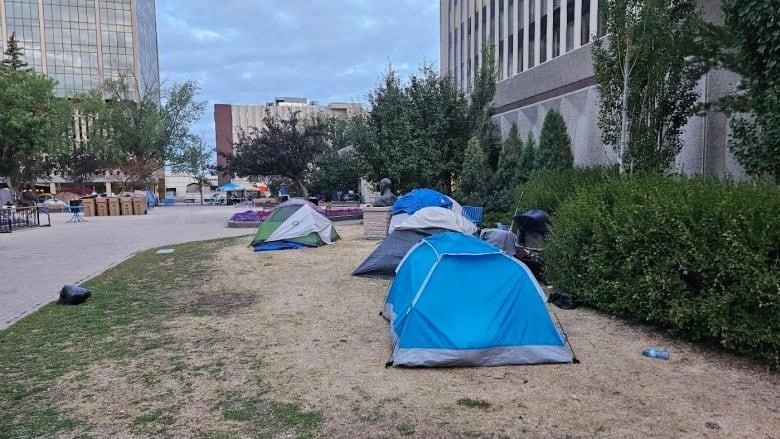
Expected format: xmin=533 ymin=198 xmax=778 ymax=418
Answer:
xmin=382 ymin=232 xmax=573 ymax=367
xmin=391 ymin=188 xmax=452 ymax=216
xmin=217 ymin=181 xmax=243 ymax=192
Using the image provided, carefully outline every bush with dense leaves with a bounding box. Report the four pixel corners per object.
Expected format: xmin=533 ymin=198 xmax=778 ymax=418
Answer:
xmin=514 ymin=167 xmax=615 ymax=214
xmin=545 ymin=176 xmax=780 ymax=365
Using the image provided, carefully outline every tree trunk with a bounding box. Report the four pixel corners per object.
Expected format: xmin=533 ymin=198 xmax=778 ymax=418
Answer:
xmin=619 ymin=52 xmax=631 ymax=175
xmin=5 ymin=178 xmax=16 ymax=200
xmin=199 ymin=183 xmax=204 ymax=205
xmin=295 ymin=179 xmax=309 ymax=198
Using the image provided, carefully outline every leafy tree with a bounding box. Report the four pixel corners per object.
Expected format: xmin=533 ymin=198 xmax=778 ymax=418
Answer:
xmin=306 ymin=115 xmax=366 ymax=199
xmin=720 ymin=0 xmax=779 ymax=182
xmin=468 ymin=43 xmax=502 ymax=170
xmin=494 ymin=123 xmax=523 ymax=188
xmin=405 ymin=65 xmax=471 ymax=190
xmin=593 ymin=0 xmax=705 ymax=174
xmin=89 ymin=77 xmax=206 ymax=189
xmin=1 ymin=33 xmax=28 ymax=71
xmin=351 ymin=65 xmax=470 ymax=193
xmin=224 ymin=110 xmax=328 ymax=197
xmin=536 ymin=111 xmax=574 ymax=170
xmin=518 ymin=132 xmax=537 ymax=183
xmin=352 ymin=67 xmax=412 ymax=190
xmin=170 ymin=137 xmax=213 ymax=205
xmin=458 ymin=137 xmax=492 ymax=203
xmin=54 ymin=91 xmax=120 ymax=193
xmin=0 ymin=50 xmax=70 ymax=191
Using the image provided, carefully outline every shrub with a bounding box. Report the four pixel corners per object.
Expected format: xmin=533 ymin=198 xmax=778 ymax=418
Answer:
xmin=458 ymin=137 xmax=492 ymax=203
xmin=494 ymin=123 xmax=523 ymax=189
xmin=518 ymin=133 xmax=536 ymax=183
xmin=535 ymin=111 xmax=574 ymax=170
xmin=514 ymin=167 xmax=615 ymax=214
xmin=545 ymin=176 xmax=780 ymax=365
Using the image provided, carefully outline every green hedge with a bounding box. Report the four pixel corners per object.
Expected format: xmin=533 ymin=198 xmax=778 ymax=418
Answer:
xmin=514 ymin=167 xmax=615 ymax=214
xmin=545 ymin=176 xmax=780 ymax=365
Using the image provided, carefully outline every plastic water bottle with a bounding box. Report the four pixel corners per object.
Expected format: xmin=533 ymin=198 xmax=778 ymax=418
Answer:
xmin=642 ymin=348 xmax=670 ymax=360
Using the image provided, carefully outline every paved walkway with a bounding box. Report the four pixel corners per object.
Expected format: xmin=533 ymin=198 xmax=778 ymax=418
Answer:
xmin=0 ymin=205 xmax=254 ymax=330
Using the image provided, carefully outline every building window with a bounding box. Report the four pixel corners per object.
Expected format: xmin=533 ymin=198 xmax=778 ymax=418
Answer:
xmin=566 ymin=0 xmax=574 ymax=51
xmin=454 ymin=27 xmax=459 ymax=78
xmin=508 ymin=0 xmax=514 ymax=37
xmin=467 ymin=16 xmax=471 ymax=66
xmin=518 ymin=0 xmax=524 ymax=72
xmin=482 ymin=5 xmax=487 ymax=43
xmin=540 ymin=0 xmax=547 ymax=63
xmin=517 ymin=31 xmax=524 ymax=73
xmin=581 ymin=0 xmax=590 ymax=44
xmin=490 ymin=0 xmax=495 ymax=41
xmin=528 ymin=0 xmax=535 ymax=68
xmin=552 ymin=0 xmax=561 ymax=57
xmin=499 ymin=0 xmax=504 ymax=79
xmin=467 ymin=59 xmax=471 ymax=88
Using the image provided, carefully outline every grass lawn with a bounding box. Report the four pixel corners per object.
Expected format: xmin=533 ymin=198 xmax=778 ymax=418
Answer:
xmin=1 ymin=224 xmax=777 ymax=438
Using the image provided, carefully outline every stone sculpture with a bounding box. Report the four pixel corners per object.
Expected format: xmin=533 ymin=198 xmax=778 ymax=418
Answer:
xmin=372 ymin=178 xmax=397 ymax=207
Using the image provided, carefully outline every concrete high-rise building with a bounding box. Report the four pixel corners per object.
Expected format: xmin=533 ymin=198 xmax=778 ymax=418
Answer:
xmin=0 ymin=0 xmax=159 ymax=97
xmin=214 ymin=98 xmax=362 ymax=185
xmin=441 ymin=0 xmax=743 ymax=177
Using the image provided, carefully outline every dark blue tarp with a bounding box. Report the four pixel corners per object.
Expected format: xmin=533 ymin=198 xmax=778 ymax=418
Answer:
xmin=253 ymin=241 xmax=307 ymax=252
xmin=391 ymin=188 xmax=452 ymax=216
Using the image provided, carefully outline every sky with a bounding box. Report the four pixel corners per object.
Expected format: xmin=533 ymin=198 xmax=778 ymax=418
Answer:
xmin=156 ymin=0 xmax=441 ymax=148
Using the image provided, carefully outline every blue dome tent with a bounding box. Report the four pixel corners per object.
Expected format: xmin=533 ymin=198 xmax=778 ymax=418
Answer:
xmin=391 ymin=188 xmax=453 ymax=216
xmin=382 ymin=232 xmax=574 ymax=367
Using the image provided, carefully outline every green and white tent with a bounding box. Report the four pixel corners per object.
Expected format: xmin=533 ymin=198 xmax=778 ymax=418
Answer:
xmin=250 ymin=199 xmax=340 ymax=251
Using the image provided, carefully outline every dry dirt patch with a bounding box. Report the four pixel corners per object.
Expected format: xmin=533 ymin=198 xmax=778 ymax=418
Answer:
xmin=49 ymin=225 xmax=779 ymax=437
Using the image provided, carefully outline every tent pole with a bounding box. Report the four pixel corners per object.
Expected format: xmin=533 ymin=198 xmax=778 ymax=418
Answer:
xmin=551 ymin=307 xmax=580 ymax=364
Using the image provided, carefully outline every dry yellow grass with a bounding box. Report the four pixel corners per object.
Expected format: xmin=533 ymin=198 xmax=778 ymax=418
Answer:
xmin=44 ymin=224 xmax=780 ymax=437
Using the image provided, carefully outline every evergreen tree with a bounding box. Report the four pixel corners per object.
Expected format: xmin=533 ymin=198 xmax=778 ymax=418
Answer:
xmin=536 ymin=111 xmax=574 ymax=170
xmin=458 ymin=137 xmax=491 ymax=203
xmin=1 ymin=33 xmax=28 ymax=70
xmin=495 ymin=123 xmax=523 ymax=189
xmin=518 ymin=133 xmax=537 ymax=183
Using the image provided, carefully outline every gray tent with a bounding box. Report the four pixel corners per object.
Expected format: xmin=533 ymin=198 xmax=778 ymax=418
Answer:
xmin=352 ymin=207 xmax=477 ymax=279
xmin=479 ymin=228 xmax=518 ymax=255
xmin=352 ymin=228 xmax=448 ymax=278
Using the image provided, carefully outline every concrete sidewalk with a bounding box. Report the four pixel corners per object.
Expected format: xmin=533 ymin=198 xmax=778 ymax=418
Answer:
xmin=0 ymin=205 xmax=254 ymax=330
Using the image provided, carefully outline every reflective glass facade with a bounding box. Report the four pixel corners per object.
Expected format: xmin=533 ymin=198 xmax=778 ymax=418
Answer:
xmin=135 ymin=0 xmax=158 ymax=95
xmin=0 ymin=0 xmax=159 ymax=97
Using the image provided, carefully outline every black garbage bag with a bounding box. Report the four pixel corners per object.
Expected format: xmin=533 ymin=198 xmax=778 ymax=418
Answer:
xmin=58 ymin=285 xmax=91 ymax=305
xmin=548 ymin=289 xmax=578 ymax=309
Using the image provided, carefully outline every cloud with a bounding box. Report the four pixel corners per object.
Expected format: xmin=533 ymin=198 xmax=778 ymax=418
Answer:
xmin=157 ymin=0 xmax=440 ymax=152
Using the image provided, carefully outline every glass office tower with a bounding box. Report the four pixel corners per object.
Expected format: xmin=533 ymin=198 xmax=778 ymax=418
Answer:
xmin=0 ymin=0 xmax=159 ymax=97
